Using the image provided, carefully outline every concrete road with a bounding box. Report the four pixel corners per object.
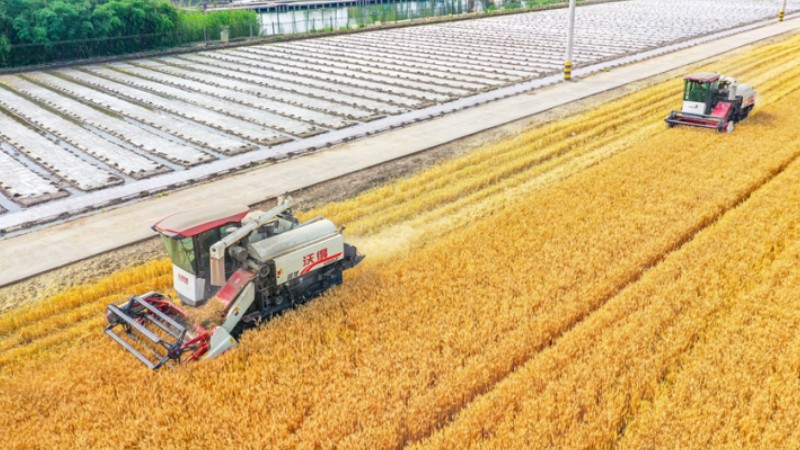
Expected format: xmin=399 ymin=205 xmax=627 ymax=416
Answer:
xmin=1 ymin=16 xmax=799 ymax=287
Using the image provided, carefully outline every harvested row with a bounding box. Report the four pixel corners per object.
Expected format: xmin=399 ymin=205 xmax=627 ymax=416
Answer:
xmin=310 ymin=33 xmax=800 ymax=238
xmin=307 ymin=82 xmax=681 ymax=235
xmin=313 ymin=69 xmax=796 ymax=236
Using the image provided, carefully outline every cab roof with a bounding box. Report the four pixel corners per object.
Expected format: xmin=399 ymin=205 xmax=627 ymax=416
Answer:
xmin=153 ymin=204 xmax=249 ymax=238
xmin=685 ymin=72 xmax=720 ymax=82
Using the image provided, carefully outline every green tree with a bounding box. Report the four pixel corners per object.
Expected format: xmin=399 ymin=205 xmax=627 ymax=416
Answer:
xmin=0 ymin=35 xmax=10 ymax=65
xmin=0 ymin=0 xmax=256 ymax=67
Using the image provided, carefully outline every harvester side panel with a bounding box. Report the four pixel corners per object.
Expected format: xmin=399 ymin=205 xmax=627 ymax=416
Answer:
xmin=274 ymin=234 xmax=345 ymax=285
xmin=711 ymin=101 xmax=733 ymax=118
xmin=215 ymin=269 xmax=257 ymax=310
xmin=172 ymin=263 xmax=207 ymax=306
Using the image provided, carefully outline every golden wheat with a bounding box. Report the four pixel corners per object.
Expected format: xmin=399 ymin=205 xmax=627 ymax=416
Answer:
xmin=416 ymin=102 xmax=800 ymax=448
xmin=1 ymin=32 xmax=800 ymax=450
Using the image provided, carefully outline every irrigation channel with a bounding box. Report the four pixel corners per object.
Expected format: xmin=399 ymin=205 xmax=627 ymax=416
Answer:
xmin=0 ymin=0 xmax=798 ymax=233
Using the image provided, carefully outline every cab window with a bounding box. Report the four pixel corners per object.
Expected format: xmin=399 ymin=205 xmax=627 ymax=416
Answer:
xmin=161 ymin=235 xmax=196 ymax=274
xmin=194 ymin=227 xmax=222 ymax=276
xmin=684 ymin=80 xmax=709 ymax=103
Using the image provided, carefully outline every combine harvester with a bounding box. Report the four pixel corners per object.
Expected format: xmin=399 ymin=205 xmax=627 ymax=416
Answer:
xmin=666 ymin=73 xmax=756 ymax=133
xmin=105 ymin=197 xmax=364 ymax=369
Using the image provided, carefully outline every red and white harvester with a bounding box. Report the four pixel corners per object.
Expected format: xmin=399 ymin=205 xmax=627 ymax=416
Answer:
xmin=105 ymin=197 xmax=363 ymax=369
xmin=665 ymin=73 xmax=756 ymax=133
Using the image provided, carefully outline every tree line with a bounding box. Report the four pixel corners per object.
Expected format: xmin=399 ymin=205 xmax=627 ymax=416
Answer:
xmin=0 ymin=0 xmax=258 ymax=67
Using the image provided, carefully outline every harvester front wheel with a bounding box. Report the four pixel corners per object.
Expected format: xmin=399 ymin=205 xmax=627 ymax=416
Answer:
xmin=723 ymin=121 xmax=735 ymax=134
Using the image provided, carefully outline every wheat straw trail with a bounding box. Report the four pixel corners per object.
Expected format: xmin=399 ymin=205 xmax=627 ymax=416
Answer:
xmin=1 ymin=32 xmax=800 ymax=449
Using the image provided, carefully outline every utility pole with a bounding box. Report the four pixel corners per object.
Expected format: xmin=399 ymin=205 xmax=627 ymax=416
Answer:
xmin=779 ymin=0 xmax=788 ymax=21
xmin=564 ymin=0 xmax=576 ymax=81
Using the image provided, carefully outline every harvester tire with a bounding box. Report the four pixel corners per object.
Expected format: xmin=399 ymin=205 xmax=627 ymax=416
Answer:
xmin=723 ymin=121 xmax=735 ymax=134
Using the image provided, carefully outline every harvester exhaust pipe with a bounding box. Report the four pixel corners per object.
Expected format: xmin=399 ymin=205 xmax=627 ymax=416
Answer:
xmin=780 ymin=0 xmax=788 ymax=21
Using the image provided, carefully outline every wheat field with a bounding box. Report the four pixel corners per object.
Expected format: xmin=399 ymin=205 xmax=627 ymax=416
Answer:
xmin=2 ymin=32 xmax=800 ymax=449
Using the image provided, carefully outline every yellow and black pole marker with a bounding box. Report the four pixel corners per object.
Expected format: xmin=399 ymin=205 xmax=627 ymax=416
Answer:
xmin=564 ymin=0 xmax=577 ymax=82
xmin=780 ymin=0 xmax=787 ymax=21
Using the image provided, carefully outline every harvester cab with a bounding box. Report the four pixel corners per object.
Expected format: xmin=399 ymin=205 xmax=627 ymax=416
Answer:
xmin=666 ymin=72 xmax=756 ymax=133
xmin=682 ymin=76 xmax=718 ymax=115
xmin=153 ymin=203 xmax=250 ymax=306
xmin=104 ymin=196 xmax=364 ymax=369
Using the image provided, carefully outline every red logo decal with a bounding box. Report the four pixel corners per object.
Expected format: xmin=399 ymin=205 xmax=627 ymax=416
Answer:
xmin=300 ymin=252 xmax=343 ymax=276
xmin=303 ymin=253 xmax=315 ymax=267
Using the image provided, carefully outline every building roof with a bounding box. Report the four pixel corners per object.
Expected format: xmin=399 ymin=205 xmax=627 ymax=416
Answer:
xmin=153 ymin=204 xmax=249 ymax=238
xmin=685 ymin=72 xmax=720 ymax=82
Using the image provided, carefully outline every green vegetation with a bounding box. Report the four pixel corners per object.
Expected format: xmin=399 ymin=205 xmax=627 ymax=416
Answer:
xmin=177 ymin=9 xmax=259 ymax=42
xmin=0 ymin=0 xmax=258 ymax=67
